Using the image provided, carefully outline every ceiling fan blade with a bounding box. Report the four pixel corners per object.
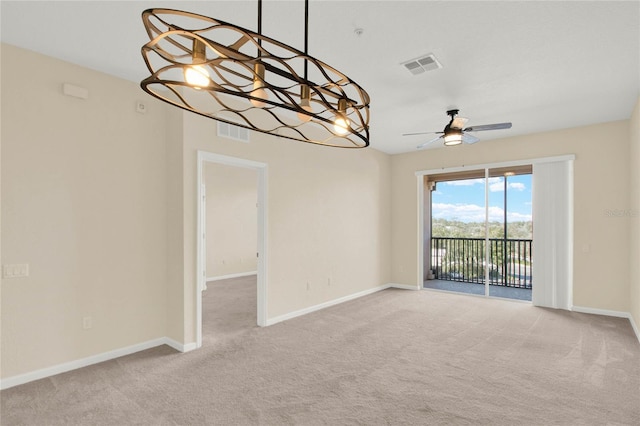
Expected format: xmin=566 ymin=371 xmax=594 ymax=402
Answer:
xmin=464 ymin=122 xmax=512 ymax=132
xmin=462 ymin=133 xmax=480 ymax=144
xmin=402 ymin=131 xmax=440 ymax=137
xmin=417 ymin=135 xmax=443 ymax=149
xmin=450 ymin=116 xmax=469 ymax=129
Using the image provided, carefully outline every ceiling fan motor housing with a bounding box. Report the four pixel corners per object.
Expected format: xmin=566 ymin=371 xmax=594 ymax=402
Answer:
xmin=444 ymin=109 xmax=461 ymax=134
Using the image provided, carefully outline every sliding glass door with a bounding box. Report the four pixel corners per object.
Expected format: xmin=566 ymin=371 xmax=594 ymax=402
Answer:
xmin=422 ymin=156 xmax=574 ymax=308
xmin=424 ymin=166 xmax=533 ymax=301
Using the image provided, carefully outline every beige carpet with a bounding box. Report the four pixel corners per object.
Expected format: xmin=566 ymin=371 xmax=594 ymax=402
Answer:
xmin=2 ymin=276 xmax=639 ymax=425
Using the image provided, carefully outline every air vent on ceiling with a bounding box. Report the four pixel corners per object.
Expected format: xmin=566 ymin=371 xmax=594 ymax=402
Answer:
xmin=401 ymin=53 xmax=442 ymax=75
xmin=217 ymin=121 xmax=250 ymax=143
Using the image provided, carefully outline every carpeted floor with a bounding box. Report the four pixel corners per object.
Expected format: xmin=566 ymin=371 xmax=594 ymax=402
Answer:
xmin=2 ymin=276 xmax=639 ymax=425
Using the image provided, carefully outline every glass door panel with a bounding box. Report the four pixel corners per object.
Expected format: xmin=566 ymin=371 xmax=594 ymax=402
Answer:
xmin=425 ymin=173 xmax=487 ymax=297
xmin=487 ymin=167 xmax=532 ymax=301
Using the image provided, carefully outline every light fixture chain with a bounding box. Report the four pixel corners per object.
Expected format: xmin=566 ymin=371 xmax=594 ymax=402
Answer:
xmin=304 ymin=0 xmax=309 ymax=79
xmin=257 ymin=0 xmax=263 ymax=53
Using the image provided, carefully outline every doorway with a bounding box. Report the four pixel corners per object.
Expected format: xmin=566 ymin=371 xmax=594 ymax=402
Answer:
xmin=203 ymin=163 xmax=258 ymax=284
xmin=196 ymin=151 xmax=268 ymax=348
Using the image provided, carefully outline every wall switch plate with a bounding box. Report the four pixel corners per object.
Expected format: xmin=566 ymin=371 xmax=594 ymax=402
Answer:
xmin=2 ymin=264 xmax=29 ymax=278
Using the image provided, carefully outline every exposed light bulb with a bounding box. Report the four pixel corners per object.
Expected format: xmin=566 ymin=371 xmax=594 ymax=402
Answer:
xmin=297 ymin=103 xmax=313 ymax=122
xmin=297 ymin=85 xmax=312 ymax=122
xmin=250 ymin=62 xmax=268 ymax=108
xmin=185 ymin=38 xmax=210 ymax=89
xmin=333 ymin=98 xmax=350 ymax=135
xmin=334 ymin=117 xmax=350 ymax=135
xmin=250 ymin=82 xmax=268 ymax=108
xmin=184 ymin=65 xmax=210 ymax=88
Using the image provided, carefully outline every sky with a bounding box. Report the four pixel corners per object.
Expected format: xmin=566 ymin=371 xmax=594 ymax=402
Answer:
xmin=432 ymin=174 xmax=532 ymax=223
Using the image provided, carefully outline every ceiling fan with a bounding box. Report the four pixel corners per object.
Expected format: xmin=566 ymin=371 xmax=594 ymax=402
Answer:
xmin=403 ymin=109 xmax=512 ymax=149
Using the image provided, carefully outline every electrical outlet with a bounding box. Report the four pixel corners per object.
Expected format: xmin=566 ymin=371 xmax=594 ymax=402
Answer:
xmin=306 ymin=281 xmax=310 ymax=291
xmin=83 ymin=317 xmax=92 ymax=330
xmin=83 ymin=317 xmax=92 ymax=329
xmin=328 ymin=277 xmax=331 ymax=286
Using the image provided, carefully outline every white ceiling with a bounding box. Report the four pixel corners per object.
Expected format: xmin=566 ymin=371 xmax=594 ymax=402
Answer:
xmin=1 ymin=1 xmax=638 ymax=154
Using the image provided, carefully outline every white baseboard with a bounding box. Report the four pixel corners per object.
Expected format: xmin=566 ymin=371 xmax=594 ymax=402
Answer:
xmin=265 ymin=282 xmax=422 ymax=326
xmin=206 ymin=271 xmax=257 ymax=282
xmin=164 ymin=338 xmax=197 ymax=353
xmin=389 ymin=283 xmax=421 ymax=291
xmin=266 ymin=284 xmax=392 ymax=326
xmin=629 ymin=314 xmax=640 ymax=344
xmin=0 ymin=337 xmax=195 ymax=391
xmin=572 ymin=306 xmax=640 ymax=344
xmin=571 ymin=305 xmax=630 ymax=318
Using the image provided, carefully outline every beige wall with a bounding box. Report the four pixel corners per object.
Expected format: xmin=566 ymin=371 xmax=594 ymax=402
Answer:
xmin=0 ymin=44 xmax=173 ymax=378
xmin=176 ymin=112 xmax=391 ymax=341
xmin=204 ymin=163 xmax=258 ymax=278
xmin=630 ymin=97 xmax=640 ymax=330
xmin=391 ymin=121 xmax=631 ymax=312
xmin=165 ymin=105 xmax=185 ymax=343
xmin=0 ymin=42 xmax=3 ymax=378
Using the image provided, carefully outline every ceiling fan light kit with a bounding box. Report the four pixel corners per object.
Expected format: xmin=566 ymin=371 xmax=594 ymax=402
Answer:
xmin=443 ymin=129 xmax=463 ymax=146
xmin=140 ymin=0 xmax=370 ymax=148
xmin=405 ymin=109 xmax=512 ymax=149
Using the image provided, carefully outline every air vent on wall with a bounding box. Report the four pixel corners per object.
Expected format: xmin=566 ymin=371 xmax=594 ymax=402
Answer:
xmin=217 ymin=121 xmax=250 ymax=143
xmin=401 ymin=53 xmax=442 ymax=75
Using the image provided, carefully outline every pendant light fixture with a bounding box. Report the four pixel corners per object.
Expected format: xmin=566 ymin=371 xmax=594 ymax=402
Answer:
xmin=140 ymin=0 xmax=370 ymax=148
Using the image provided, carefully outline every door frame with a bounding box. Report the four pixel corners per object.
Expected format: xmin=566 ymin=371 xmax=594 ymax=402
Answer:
xmin=196 ymin=151 xmax=268 ymax=348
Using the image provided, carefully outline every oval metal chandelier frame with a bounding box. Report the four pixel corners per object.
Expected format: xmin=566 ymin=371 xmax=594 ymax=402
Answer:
xmin=140 ymin=7 xmax=370 ymax=148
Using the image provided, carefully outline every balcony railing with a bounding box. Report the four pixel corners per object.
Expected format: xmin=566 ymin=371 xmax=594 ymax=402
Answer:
xmin=430 ymin=237 xmax=532 ymax=289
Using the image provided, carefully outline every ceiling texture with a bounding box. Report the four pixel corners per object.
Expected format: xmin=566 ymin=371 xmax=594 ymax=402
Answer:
xmin=1 ymin=1 xmax=639 ymax=154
